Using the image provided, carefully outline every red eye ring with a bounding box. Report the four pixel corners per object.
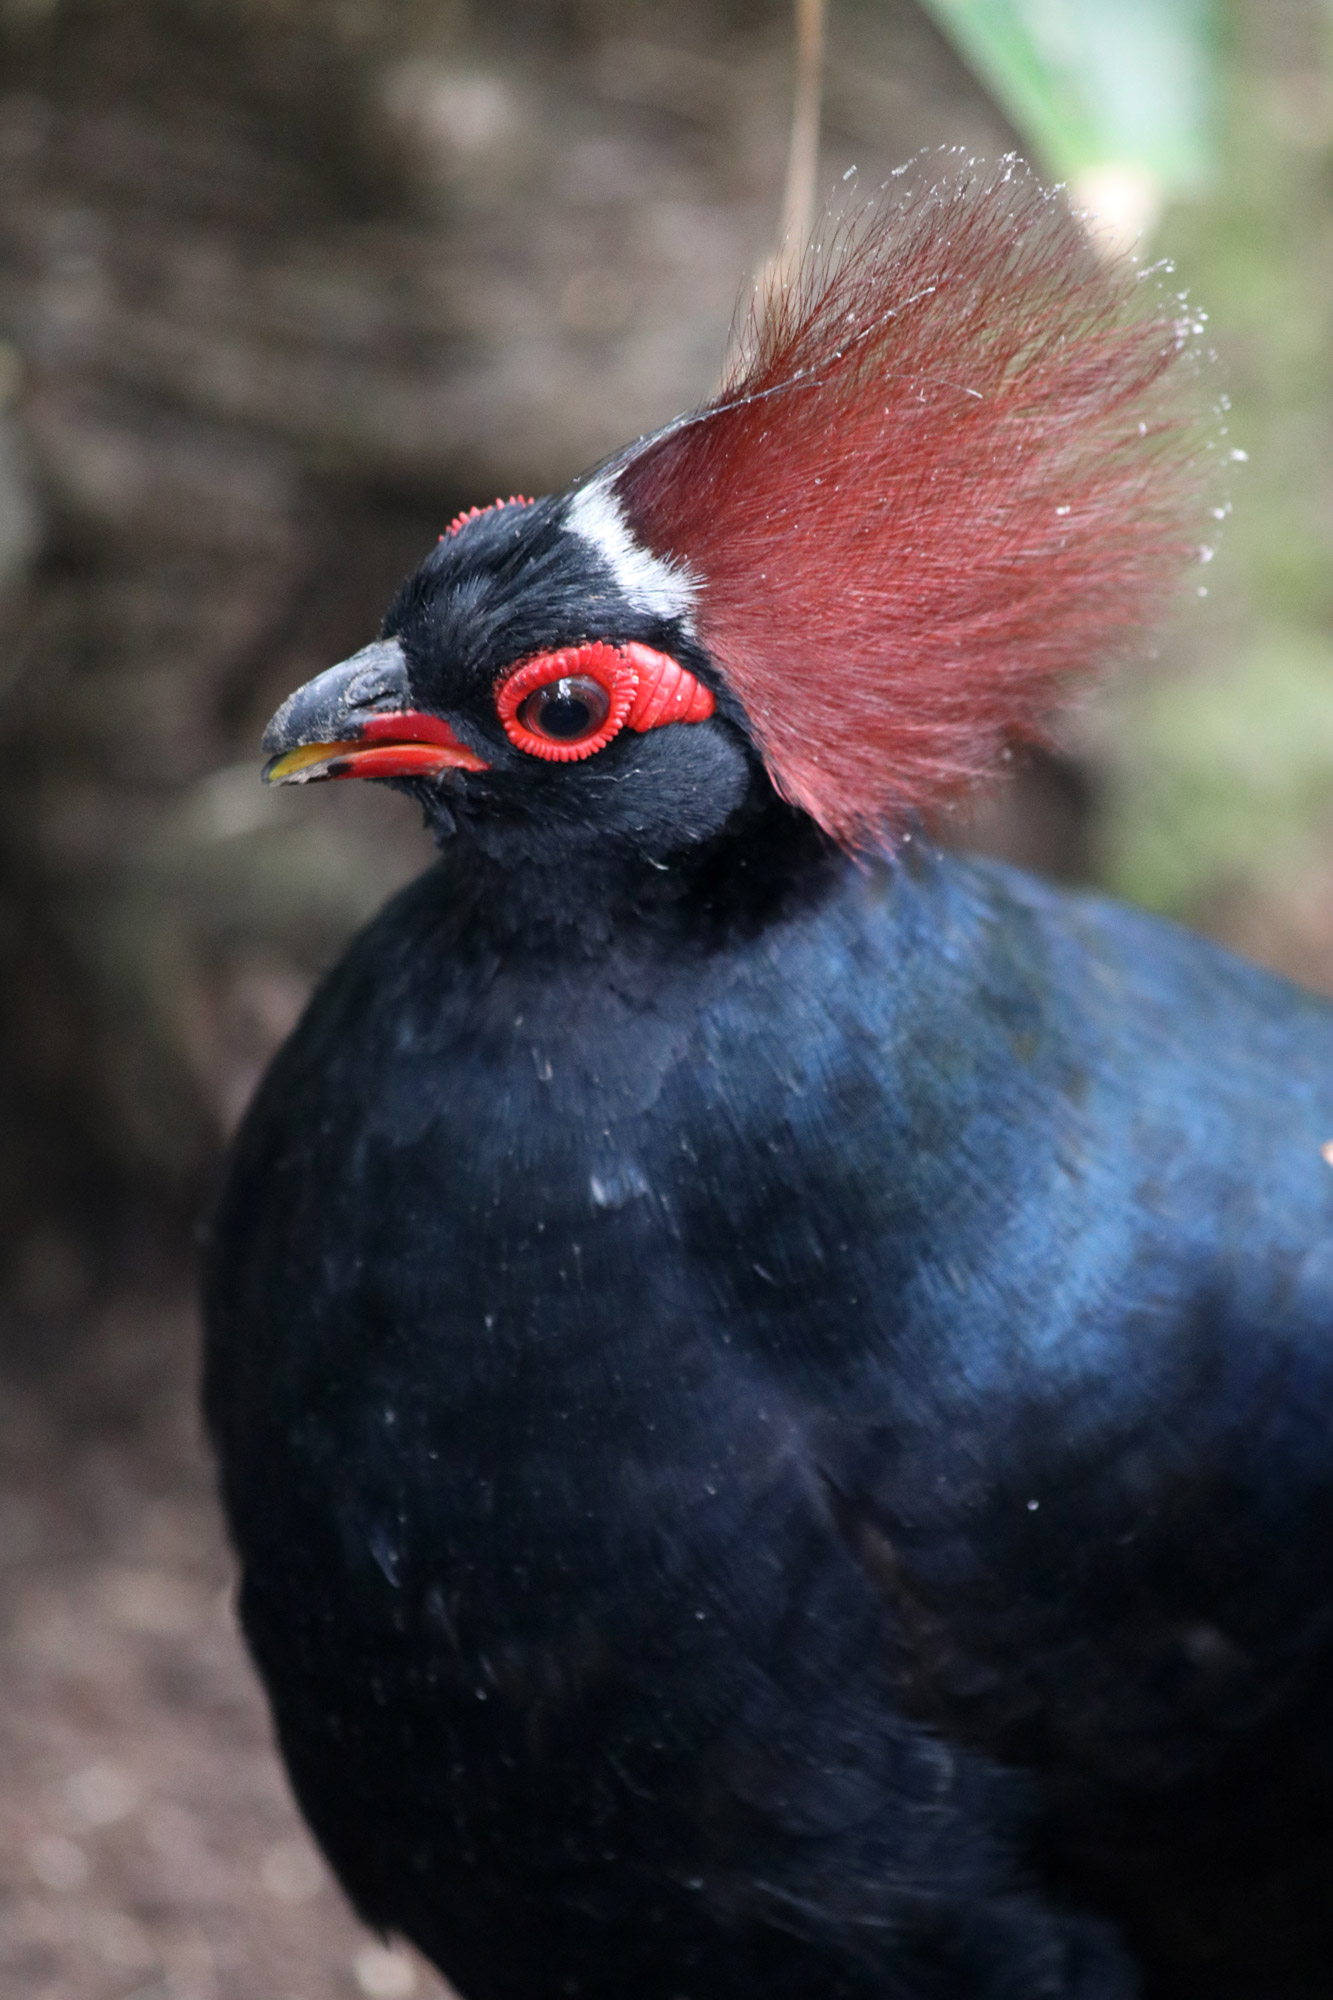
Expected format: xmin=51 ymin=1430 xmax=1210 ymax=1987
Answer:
xmin=496 ymin=644 xmax=637 ymax=761
xmin=495 ymin=642 xmax=716 ymax=763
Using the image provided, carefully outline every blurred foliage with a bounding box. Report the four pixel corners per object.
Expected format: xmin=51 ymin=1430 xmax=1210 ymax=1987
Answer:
xmin=1110 ymin=635 xmax=1333 ymax=911
xmin=1098 ymin=1 xmax=1333 ymax=934
xmin=917 ymin=0 xmax=1217 ymax=188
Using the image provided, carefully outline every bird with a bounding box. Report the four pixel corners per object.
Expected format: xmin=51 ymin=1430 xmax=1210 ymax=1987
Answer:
xmin=203 ymin=158 xmax=1333 ymax=2000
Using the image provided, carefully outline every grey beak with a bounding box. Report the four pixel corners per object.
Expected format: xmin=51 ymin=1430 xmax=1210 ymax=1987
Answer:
xmin=261 ymin=639 xmax=412 ymax=756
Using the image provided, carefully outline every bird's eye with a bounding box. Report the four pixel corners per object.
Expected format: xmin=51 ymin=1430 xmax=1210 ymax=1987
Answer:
xmin=516 ymin=676 xmax=610 ymax=745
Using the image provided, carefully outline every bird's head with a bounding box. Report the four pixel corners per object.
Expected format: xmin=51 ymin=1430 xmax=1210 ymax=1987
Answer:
xmin=262 ymin=158 xmax=1210 ymax=872
xmin=262 ymin=488 xmax=754 ymax=865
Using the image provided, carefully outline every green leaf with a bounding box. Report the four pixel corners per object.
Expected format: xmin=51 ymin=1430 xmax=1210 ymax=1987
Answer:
xmin=917 ymin=0 xmax=1217 ymax=191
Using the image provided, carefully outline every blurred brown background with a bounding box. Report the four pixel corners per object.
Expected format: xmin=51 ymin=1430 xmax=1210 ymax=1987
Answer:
xmin=0 ymin=2 xmax=1330 ymax=1995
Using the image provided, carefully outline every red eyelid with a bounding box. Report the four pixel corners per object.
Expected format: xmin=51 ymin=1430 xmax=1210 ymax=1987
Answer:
xmin=495 ymin=642 xmax=715 ymax=762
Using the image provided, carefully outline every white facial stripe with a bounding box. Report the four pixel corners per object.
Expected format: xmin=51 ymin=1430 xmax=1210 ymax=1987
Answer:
xmin=563 ymin=479 xmax=697 ymax=628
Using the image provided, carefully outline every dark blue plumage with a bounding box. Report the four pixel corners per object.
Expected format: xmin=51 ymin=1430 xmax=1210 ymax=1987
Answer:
xmin=207 ymin=809 xmax=1333 ymax=1999
xmin=204 ymin=171 xmax=1333 ymax=2000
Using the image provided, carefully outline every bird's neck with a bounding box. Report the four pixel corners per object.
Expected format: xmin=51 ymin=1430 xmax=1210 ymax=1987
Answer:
xmin=442 ymin=793 xmax=844 ymax=961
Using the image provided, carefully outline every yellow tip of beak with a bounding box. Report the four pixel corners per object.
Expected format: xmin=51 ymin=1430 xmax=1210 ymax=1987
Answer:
xmin=263 ymin=741 xmax=359 ymax=785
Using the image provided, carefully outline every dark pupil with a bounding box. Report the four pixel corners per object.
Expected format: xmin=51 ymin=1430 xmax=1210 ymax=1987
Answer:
xmin=520 ymin=675 xmax=610 ymax=742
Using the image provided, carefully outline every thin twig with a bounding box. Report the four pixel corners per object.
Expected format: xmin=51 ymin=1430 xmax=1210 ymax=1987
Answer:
xmin=738 ymin=0 xmax=827 ymax=370
xmin=778 ymin=0 xmax=828 ymax=265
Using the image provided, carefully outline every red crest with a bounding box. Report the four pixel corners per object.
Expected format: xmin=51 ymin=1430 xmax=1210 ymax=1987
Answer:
xmin=612 ymin=158 xmax=1211 ymax=848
